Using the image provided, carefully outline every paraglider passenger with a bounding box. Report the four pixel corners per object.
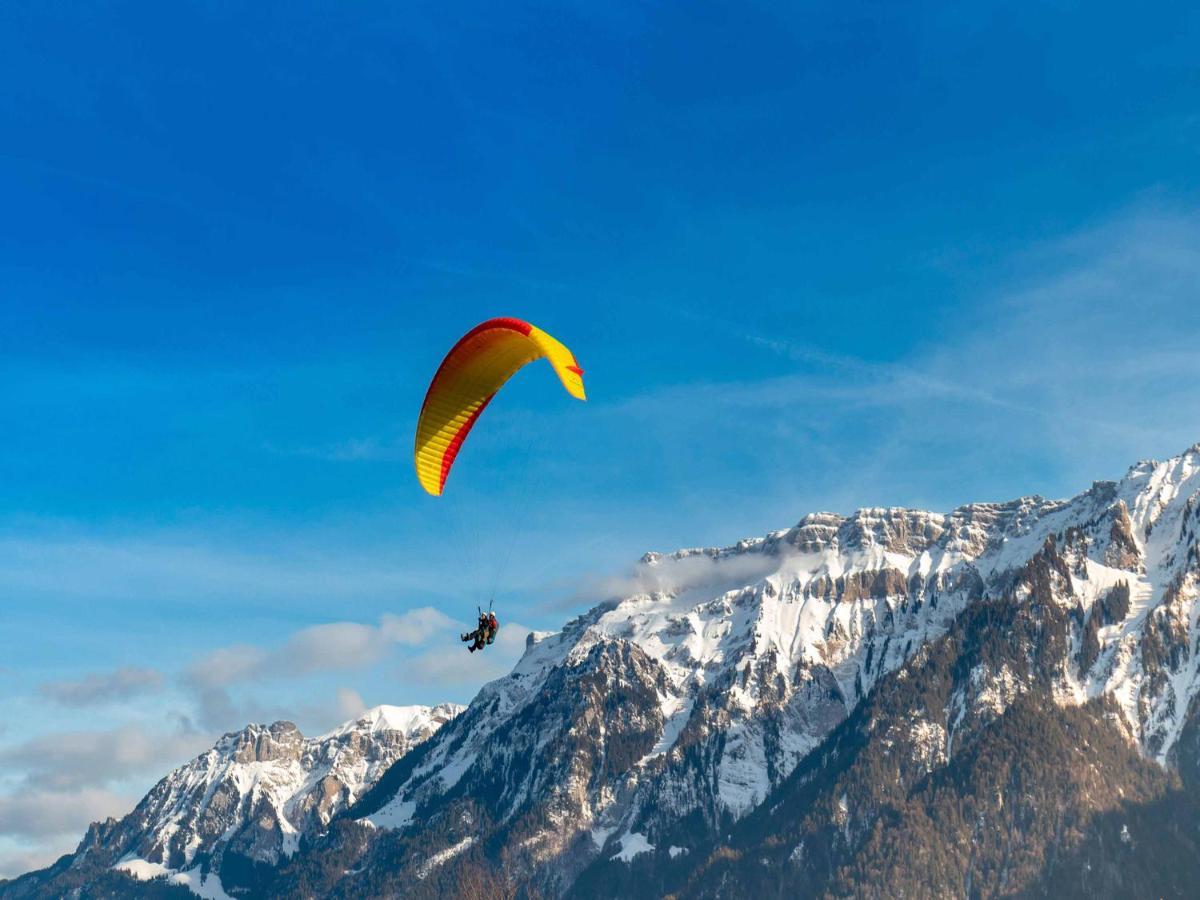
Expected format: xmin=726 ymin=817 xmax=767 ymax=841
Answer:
xmin=461 ymin=611 xmax=499 ymax=653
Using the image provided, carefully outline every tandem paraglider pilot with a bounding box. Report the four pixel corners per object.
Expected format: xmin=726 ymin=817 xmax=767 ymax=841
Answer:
xmin=461 ymin=609 xmax=500 ymax=653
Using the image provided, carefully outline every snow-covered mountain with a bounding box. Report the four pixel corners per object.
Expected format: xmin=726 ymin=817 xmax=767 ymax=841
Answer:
xmin=6 ymin=442 xmax=1200 ymax=899
xmin=7 ymin=704 xmax=461 ymax=898
xmin=334 ymin=442 xmax=1200 ymax=897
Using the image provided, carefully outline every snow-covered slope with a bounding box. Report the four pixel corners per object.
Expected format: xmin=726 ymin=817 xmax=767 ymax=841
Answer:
xmin=356 ymin=443 xmax=1200 ymax=892
xmin=73 ymin=704 xmax=462 ymax=893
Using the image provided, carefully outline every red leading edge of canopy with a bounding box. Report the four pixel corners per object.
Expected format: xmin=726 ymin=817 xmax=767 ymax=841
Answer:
xmin=417 ymin=318 xmax=535 ymax=420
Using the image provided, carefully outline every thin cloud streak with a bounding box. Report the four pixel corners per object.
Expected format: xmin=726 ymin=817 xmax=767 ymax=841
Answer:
xmin=39 ymin=667 xmax=165 ymax=708
xmin=605 ymin=206 xmax=1200 ymax=498
xmin=547 ymin=550 xmax=786 ymax=614
xmin=183 ymin=607 xmax=455 ymax=691
xmin=0 ymin=725 xmax=211 ymax=792
xmin=179 ymin=608 xmax=457 ymax=731
xmin=0 ymin=843 xmax=72 ymax=883
xmin=399 ymin=621 xmax=533 ymax=688
xmin=0 ymin=786 xmax=135 ymax=842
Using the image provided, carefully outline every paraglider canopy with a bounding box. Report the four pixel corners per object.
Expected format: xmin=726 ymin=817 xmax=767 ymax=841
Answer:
xmin=413 ymin=317 xmax=586 ymax=496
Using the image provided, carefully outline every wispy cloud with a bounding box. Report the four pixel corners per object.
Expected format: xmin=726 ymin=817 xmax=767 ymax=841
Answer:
xmin=38 ymin=667 xmax=165 ymax=708
xmin=0 ymin=725 xmax=211 ymax=792
xmin=400 ymin=621 xmax=533 ymax=687
xmin=0 ymin=842 xmax=74 ymax=883
xmin=179 ymin=608 xmax=456 ymax=731
xmin=262 ymin=436 xmax=407 ymax=462
xmin=330 ymin=687 xmax=367 ymax=722
xmin=550 ymin=549 xmax=785 ymax=614
xmin=176 ymin=685 xmax=374 ymax=739
xmin=597 ymin=205 xmax=1200 ymax=515
xmin=0 ymin=786 xmax=135 ymax=842
xmin=0 ymin=721 xmax=213 ymax=880
xmin=0 ymin=684 xmax=376 ymax=878
xmin=183 ymin=607 xmax=454 ymax=691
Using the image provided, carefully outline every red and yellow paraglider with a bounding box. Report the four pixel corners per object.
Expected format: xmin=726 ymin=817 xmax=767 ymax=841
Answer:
xmin=414 ymin=317 xmax=586 ymax=496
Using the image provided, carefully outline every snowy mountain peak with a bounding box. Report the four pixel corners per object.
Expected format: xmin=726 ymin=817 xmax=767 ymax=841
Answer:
xmin=213 ymin=720 xmax=304 ymax=765
xmin=320 ymin=703 xmax=461 ymax=741
xmin=62 ymin=702 xmax=462 ymax=895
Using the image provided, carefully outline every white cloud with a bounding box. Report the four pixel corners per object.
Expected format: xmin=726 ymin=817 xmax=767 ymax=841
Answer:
xmin=39 ymin=666 xmax=165 ymax=707
xmin=0 ymin=787 xmax=135 ymax=841
xmin=183 ymin=645 xmax=267 ymax=689
xmin=184 ymin=607 xmax=455 ymax=691
xmin=0 ymin=841 xmax=74 ymax=882
xmin=401 ymin=621 xmax=533 ymax=687
xmin=333 ymin=687 xmax=366 ymax=721
xmin=0 ymin=721 xmax=196 ymax=879
xmin=276 ymin=622 xmax=385 ymax=675
xmin=181 ymin=683 xmax=372 ymax=736
xmin=585 ymin=551 xmax=783 ymax=603
xmin=0 ymin=725 xmax=211 ymax=792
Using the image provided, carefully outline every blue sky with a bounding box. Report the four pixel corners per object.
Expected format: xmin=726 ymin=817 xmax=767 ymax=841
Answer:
xmin=2 ymin=0 xmax=1200 ymax=877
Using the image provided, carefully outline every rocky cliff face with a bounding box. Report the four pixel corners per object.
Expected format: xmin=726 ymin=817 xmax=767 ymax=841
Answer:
xmin=7 ymin=443 xmax=1200 ymax=899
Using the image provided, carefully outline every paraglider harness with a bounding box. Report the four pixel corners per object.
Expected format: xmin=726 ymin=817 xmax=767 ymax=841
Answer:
xmin=462 ymin=602 xmax=499 ymax=653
